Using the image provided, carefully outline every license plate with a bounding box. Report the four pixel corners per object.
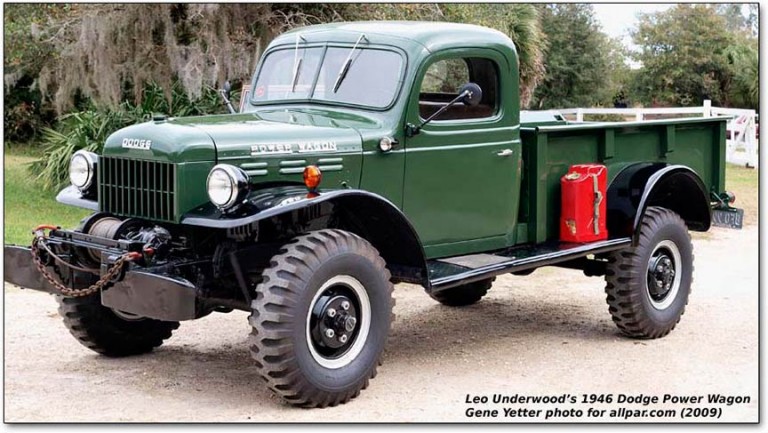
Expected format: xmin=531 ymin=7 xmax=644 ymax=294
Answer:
xmin=712 ymin=208 xmax=744 ymax=229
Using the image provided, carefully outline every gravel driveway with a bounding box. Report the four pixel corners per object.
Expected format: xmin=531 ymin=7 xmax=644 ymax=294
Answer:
xmin=4 ymin=225 xmax=758 ymax=422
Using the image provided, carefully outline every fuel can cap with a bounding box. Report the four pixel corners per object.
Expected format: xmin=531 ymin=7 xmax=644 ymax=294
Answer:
xmin=565 ymin=172 xmax=581 ymax=181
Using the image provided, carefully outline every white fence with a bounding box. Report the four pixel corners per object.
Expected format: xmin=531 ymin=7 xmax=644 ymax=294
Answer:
xmin=558 ymin=100 xmax=758 ymax=168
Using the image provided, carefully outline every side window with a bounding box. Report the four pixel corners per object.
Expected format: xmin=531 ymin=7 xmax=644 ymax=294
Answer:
xmin=419 ymin=57 xmax=499 ymax=121
xmin=422 ymin=59 xmax=468 ymax=94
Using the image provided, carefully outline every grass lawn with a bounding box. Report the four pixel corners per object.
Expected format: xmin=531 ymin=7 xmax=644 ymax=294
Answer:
xmin=4 ymin=150 xmax=90 ymax=245
xmin=725 ymin=163 xmax=759 ymax=226
xmin=2 ymin=148 xmax=759 ymax=246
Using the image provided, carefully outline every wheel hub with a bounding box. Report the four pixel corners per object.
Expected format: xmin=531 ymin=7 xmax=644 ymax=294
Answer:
xmin=647 ymin=251 xmax=676 ymax=301
xmin=310 ymin=291 xmax=359 ymax=354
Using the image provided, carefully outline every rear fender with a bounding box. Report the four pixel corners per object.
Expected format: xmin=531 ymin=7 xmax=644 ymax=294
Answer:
xmin=182 ymin=187 xmax=428 ymax=285
xmin=606 ymin=163 xmax=711 ymax=240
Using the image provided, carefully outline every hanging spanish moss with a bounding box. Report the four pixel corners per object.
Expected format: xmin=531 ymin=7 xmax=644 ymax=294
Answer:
xmin=37 ymin=4 xmax=268 ymax=113
xmin=8 ymin=4 xmax=545 ymax=115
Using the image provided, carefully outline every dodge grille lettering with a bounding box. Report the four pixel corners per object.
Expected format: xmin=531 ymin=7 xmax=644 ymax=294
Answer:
xmin=121 ymin=138 xmax=152 ymax=150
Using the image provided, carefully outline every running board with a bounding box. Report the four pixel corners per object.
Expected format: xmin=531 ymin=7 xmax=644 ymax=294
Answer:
xmin=427 ymin=238 xmax=632 ymax=292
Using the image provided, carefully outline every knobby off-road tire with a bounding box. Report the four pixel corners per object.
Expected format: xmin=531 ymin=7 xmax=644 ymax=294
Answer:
xmin=429 ymin=278 xmax=495 ymax=307
xmin=604 ymin=206 xmax=694 ymax=338
xmin=56 ymin=295 xmax=179 ymax=357
xmin=249 ymin=229 xmax=394 ymax=407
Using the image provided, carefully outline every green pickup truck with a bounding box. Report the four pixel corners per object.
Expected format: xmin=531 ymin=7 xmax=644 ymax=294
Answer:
xmin=5 ymin=22 xmax=735 ymax=407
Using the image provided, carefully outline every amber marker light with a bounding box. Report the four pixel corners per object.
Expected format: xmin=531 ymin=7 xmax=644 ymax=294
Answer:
xmin=303 ymin=165 xmax=322 ymax=191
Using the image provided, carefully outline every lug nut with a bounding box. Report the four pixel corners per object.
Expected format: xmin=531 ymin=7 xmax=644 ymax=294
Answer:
xmin=325 ymin=329 xmax=335 ymax=338
xmin=339 ymin=334 xmax=348 ymax=343
xmin=341 ymin=301 xmax=350 ymax=310
xmin=327 ymin=308 xmax=336 ymax=318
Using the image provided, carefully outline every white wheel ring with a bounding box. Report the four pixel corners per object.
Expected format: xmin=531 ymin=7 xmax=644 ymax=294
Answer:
xmin=306 ymin=275 xmax=371 ymax=369
xmin=645 ymin=239 xmax=682 ymax=310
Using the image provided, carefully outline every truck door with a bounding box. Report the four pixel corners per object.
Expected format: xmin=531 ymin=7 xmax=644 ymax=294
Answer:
xmin=403 ymin=49 xmax=521 ymax=258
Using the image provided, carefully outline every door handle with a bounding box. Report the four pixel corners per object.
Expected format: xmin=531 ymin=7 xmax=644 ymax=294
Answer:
xmin=496 ymin=149 xmax=514 ymax=157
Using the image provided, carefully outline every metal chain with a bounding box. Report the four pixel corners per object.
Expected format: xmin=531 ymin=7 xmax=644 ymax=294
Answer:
xmin=30 ymin=231 xmax=138 ymax=298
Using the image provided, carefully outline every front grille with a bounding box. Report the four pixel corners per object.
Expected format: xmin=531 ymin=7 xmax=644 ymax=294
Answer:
xmin=99 ymin=156 xmax=177 ymax=222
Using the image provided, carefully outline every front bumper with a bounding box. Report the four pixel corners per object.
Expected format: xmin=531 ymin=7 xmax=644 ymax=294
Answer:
xmin=5 ymin=245 xmax=59 ymax=294
xmin=4 ymin=232 xmax=199 ymax=321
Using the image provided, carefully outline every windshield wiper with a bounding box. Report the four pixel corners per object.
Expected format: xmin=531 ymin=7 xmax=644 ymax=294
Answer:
xmin=332 ymin=33 xmax=367 ymax=93
xmin=290 ymin=33 xmax=306 ymax=93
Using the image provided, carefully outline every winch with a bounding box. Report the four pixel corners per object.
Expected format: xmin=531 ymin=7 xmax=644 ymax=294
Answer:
xmin=83 ymin=216 xmax=172 ymax=264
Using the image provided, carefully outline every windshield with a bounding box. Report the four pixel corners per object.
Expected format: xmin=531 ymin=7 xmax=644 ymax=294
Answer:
xmin=252 ymin=46 xmax=404 ymax=109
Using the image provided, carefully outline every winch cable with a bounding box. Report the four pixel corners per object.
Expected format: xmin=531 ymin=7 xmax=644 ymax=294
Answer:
xmin=30 ymin=225 xmax=142 ymax=297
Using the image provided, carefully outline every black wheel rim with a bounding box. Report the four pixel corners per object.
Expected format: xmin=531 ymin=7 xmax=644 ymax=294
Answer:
xmin=645 ymin=240 xmax=681 ymax=309
xmin=308 ymin=278 xmax=365 ymax=362
xmin=307 ymin=275 xmax=371 ymax=368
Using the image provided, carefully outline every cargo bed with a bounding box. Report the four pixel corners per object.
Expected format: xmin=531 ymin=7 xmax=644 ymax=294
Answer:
xmin=516 ymin=117 xmax=727 ymax=244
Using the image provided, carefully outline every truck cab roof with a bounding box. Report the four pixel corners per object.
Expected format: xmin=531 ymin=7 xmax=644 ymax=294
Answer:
xmin=275 ymin=21 xmax=517 ymax=54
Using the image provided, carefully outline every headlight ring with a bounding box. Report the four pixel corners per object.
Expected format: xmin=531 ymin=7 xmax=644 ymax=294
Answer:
xmin=206 ymin=164 xmax=250 ymax=210
xmin=69 ymin=150 xmax=98 ymax=192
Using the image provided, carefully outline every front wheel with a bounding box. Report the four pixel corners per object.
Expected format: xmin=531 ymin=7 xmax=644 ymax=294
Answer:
xmin=56 ymin=295 xmax=179 ymax=356
xmin=248 ymin=229 xmax=394 ymax=407
xmin=604 ymin=206 xmax=694 ymax=338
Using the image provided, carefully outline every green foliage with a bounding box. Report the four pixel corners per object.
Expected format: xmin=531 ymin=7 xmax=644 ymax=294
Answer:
xmin=714 ymin=4 xmax=758 ymax=38
xmin=4 ymin=4 xmax=74 ymax=76
xmin=530 ymin=4 xmax=627 ymax=109
xmin=4 ymin=80 xmax=52 ymax=143
xmin=630 ymin=5 xmax=735 ymax=107
xmin=4 ymin=4 xmax=75 ymax=142
xmin=34 ymin=111 xmax=125 ymax=190
xmin=32 ymin=81 xmax=235 ymax=191
xmin=725 ymin=39 xmax=758 ymax=110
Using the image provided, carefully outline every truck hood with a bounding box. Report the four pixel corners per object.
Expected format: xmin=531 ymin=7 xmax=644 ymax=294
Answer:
xmin=173 ymin=109 xmax=369 ymax=161
xmin=102 ymin=118 xmax=217 ymax=163
xmin=102 ymin=109 xmax=373 ymax=163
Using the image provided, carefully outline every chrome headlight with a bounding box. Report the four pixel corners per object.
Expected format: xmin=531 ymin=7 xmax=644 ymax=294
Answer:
xmin=206 ymin=164 xmax=250 ymax=210
xmin=69 ymin=150 xmax=97 ymax=192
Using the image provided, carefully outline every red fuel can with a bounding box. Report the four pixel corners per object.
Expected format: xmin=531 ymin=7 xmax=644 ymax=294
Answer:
xmin=560 ymin=164 xmax=608 ymax=243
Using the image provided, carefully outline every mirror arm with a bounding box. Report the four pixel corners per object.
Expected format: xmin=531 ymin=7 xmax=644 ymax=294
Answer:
xmin=219 ymin=88 xmax=237 ymax=114
xmin=417 ymin=90 xmax=469 ymax=130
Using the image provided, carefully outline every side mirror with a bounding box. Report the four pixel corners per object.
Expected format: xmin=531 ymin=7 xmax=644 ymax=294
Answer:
xmin=460 ymin=82 xmax=483 ymax=106
xmin=406 ymin=82 xmax=485 ymax=137
xmin=219 ymin=80 xmax=236 ymax=114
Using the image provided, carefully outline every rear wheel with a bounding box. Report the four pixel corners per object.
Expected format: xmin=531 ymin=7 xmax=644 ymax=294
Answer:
xmin=604 ymin=207 xmax=693 ymax=338
xmin=248 ymin=229 xmax=394 ymax=407
xmin=56 ymin=295 xmax=179 ymax=357
xmin=429 ymin=278 xmax=494 ymax=307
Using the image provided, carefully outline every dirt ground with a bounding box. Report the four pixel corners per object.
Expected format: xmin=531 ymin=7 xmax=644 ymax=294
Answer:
xmin=4 ymin=225 xmax=758 ymax=423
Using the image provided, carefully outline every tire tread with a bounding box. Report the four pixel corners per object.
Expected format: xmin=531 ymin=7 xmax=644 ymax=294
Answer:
xmin=56 ymin=296 xmax=179 ymax=357
xmin=248 ymin=229 xmax=393 ymax=407
xmin=604 ymin=206 xmax=693 ymax=339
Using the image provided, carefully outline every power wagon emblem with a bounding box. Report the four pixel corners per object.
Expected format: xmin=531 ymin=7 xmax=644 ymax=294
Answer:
xmin=121 ymin=138 xmax=152 ymax=150
xmin=251 ymin=140 xmax=338 ymax=155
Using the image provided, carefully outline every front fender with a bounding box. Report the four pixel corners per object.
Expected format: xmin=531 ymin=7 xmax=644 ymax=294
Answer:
xmin=56 ymin=186 xmax=98 ymax=211
xmin=182 ymin=186 xmax=428 ymax=285
xmin=182 ymin=186 xmax=378 ymax=228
